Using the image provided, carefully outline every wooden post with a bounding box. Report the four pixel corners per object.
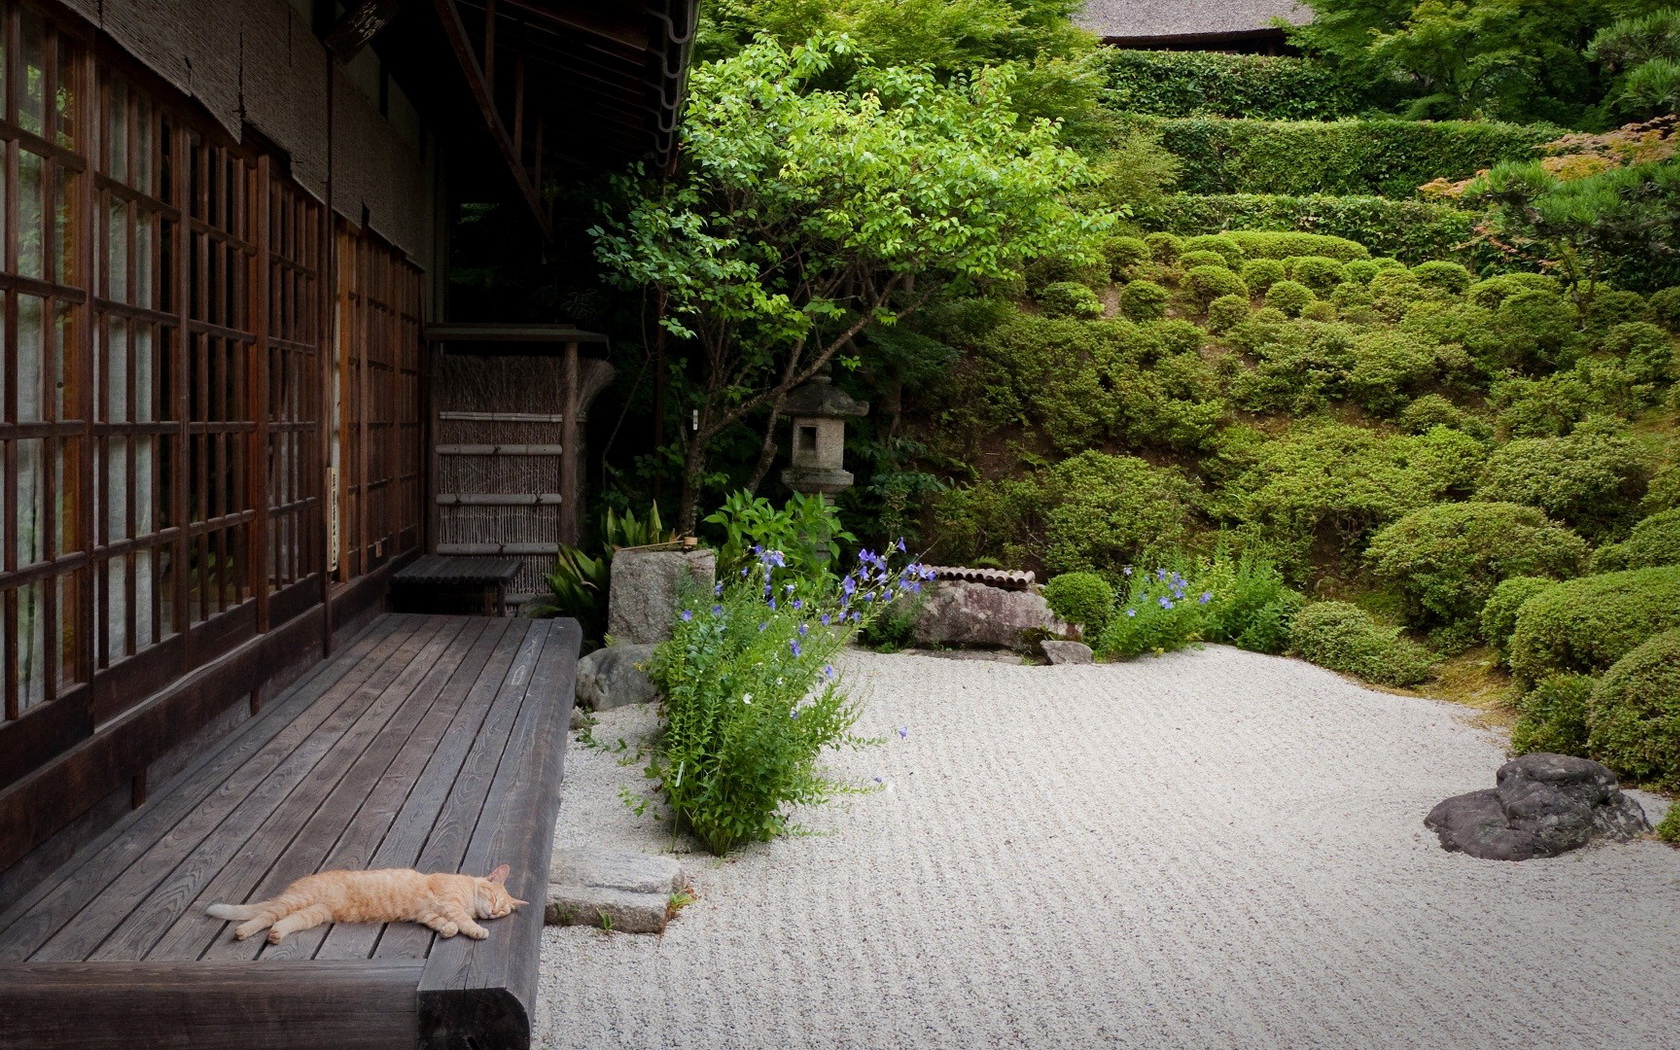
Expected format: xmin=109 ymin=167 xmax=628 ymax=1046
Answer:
xmin=559 ymin=341 xmax=580 ymax=548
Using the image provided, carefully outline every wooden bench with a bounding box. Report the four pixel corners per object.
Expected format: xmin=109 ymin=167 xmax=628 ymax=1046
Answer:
xmin=391 ymin=555 xmax=524 ymax=616
xmin=0 ymin=613 xmax=580 ymax=1050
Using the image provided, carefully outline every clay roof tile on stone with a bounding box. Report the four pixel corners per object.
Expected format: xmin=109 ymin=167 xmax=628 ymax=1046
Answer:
xmin=1076 ymin=0 xmax=1310 ymax=43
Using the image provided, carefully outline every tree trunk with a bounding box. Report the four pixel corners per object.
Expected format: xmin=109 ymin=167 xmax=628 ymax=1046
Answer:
xmin=678 ymin=437 xmax=707 ymax=537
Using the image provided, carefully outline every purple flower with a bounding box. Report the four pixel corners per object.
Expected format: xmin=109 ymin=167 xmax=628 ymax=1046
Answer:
xmin=1123 ymin=566 xmax=1133 ymax=576
xmin=680 ymin=609 xmax=693 ymax=622
xmin=850 ymin=611 xmax=861 ymax=623
xmin=1199 ymin=592 xmax=1213 ymax=604
xmin=898 ymin=726 xmax=908 ymax=739
xmin=1158 ymin=597 xmax=1174 ymax=609
xmin=822 ymin=664 xmax=835 ymax=680
xmin=769 ymin=598 xmax=777 ymax=611
xmin=714 ymin=582 xmax=724 ymax=596
xmin=896 ymin=538 xmax=908 ymax=553
xmin=799 ymin=623 xmax=809 ymax=637
xmin=790 ymin=708 xmax=800 ymax=719
xmin=758 ymin=622 xmax=768 ymax=632
xmin=740 ymin=567 xmax=749 ymax=577
xmin=1156 ymin=568 xmax=1169 ymax=581
xmin=791 ymin=599 xmax=803 ymax=610
xmin=791 ymin=640 xmax=802 ymax=657
xmin=821 ymin=613 xmax=832 ymax=627
xmin=1126 ymin=608 xmax=1137 ymax=618
xmin=712 ymin=604 xmax=724 ymax=615
xmin=842 ymin=576 xmax=857 ymax=596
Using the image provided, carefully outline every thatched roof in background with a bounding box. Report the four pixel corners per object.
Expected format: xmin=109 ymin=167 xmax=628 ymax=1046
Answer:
xmin=1076 ymin=0 xmax=1310 ymax=45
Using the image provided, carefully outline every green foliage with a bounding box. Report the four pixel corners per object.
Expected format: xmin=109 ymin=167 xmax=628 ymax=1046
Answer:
xmin=1603 ymin=320 xmax=1677 ymax=384
xmin=1039 ymin=280 xmax=1105 ymax=319
xmin=1042 ymin=571 xmax=1114 ymax=634
xmin=1102 ymin=235 xmax=1152 ymax=279
xmin=1659 ymin=802 xmax=1680 ymax=844
xmin=1145 ymin=232 xmax=1183 ymax=262
xmin=1218 ymin=423 xmax=1483 ymax=578
xmin=1179 ymin=249 xmax=1231 ymax=270
xmin=1468 ymin=272 xmax=1563 ymax=308
xmin=1411 ymin=260 xmax=1474 ymax=295
xmin=1196 ymin=550 xmax=1307 ymax=655
xmin=1480 ymin=575 xmax=1558 ymax=660
xmin=1649 ymin=285 xmax=1680 ymax=330
xmin=1585 ymin=288 xmax=1650 ymax=329
xmin=1365 ymin=502 xmax=1588 ymax=632
xmin=1284 ymin=256 xmax=1347 ymax=294
xmin=1398 ymin=394 xmax=1490 ymax=438
xmin=1181 ymin=235 xmax=1249 ymax=265
xmin=1119 ymin=279 xmax=1170 ymax=320
xmin=1475 ymin=418 xmax=1652 ymax=539
xmin=1240 ymin=258 xmax=1287 ymax=293
xmin=541 ymin=545 xmax=611 ymax=641
xmin=1187 ymin=264 xmax=1249 ymax=305
xmin=1095 ymin=565 xmax=1211 ymax=658
xmin=1265 ymin=280 xmax=1316 ymax=317
xmin=1138 ymin=193 xmax=1477 ymax=265
xmin=1096 ymin=49 xmax=1367 ymax=119
xmin=704 ymin=491 xmax=857 ymax=580
xmin=1207 ymin=294 xmax=1251 ymax=332
xmin=1592 ymin=508 xmax=1680 ymax=570
xmin=1588 ymin=628 xmax=1680 ymax=787
xmin=1135 ymin=115 xmax=1556 ymax=197
xmin=1288 ymin=601 xmax=1435 ymax=687
xmin=1510 ymin=673 xmax=1596 ymax=757
xmin=1507 ymin=565 xmax=1680 ymax=682
xmin=1489 ymin=371 xmax=1613 ymax=438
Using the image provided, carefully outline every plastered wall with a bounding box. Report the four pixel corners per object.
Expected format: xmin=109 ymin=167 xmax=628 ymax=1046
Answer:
xmin=62 ymin=0 xmax=435 ymax=261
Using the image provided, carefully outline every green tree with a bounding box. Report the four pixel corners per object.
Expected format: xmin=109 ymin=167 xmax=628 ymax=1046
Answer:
xmin=591 ymin=37 xmax=1107 ymax=531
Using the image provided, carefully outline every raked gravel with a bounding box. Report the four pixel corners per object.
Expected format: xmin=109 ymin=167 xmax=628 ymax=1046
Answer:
xmin=535 ymin=645 xmax=1679 ymax=1050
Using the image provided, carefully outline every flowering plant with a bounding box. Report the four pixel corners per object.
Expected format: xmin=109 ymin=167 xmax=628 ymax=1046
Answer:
xmin=1093 ymin=565 xmax=1213 ymax=658
xmin=641 ymin=541 xmax=934 ymax=855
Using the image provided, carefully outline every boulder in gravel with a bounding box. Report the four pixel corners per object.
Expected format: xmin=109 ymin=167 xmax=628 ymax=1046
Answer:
xmin=608 ymin=548 xmax=715 ymax=644
xmin=1041 ymin=640 xmax=1094 ymax=665
xmin=547 ymin=849 xmax=685 ymax=934
xmin=1425 ymin=753 xmax=1650 ymax=861
xmin=575 ymin=643 xmax=660 ymax=711
xmin=912 ymin=580 xmax=1070 ymax=652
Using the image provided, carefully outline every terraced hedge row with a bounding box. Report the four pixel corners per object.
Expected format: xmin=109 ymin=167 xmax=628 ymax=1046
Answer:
xmin=1097 ymin=50 xmax=1367 ymax=121
xmin=1135 ymin=193 xmax=1480 ymax=265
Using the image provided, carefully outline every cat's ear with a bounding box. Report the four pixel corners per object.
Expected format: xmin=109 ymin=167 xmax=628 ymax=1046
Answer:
xmin=486 ymin=864 xmax=510 ymax=884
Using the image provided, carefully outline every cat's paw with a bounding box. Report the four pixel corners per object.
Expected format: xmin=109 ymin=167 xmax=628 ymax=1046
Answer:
xmin=438 ymin=921 xmax=459 ymax=937
xmin=464 ymin=924 xmax=489 ymax=940
xmin=267 ymin=929 xmax=285 ymax=945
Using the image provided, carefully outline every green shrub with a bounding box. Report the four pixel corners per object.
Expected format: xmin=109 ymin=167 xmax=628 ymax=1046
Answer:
xmin=1649 ymin=286 xmax=1680 ymax=332
xmin=1180 ymin=235 xmax=1247 ymax=265
xmin=1240 ymin=258 xmax=1286 ymax=293
xmin=1139 ymin=193 xmax=1474 ymax=264
xmin=1592 ymin=509 xmax=1680 ymax=572
xmin=1288 ymin=601 xmax=1435 ymax=687
xmin=1137 ymin=116 xmax=1557 ymax=198
xmin=1481 ymin=576 xmax=1558 ymax=660
xmin=1488 ymin=372 xmax=1607 ymax=439
xmin=1043 ymin=571 xmax=1115 ymax=635
xmin=1411 ymin=261 xmax=1473 ymax=295
xmin=1179 ymin=249 xmax=1231 ymax=271
xmin=1588 ymin=628 xmax=1680 ymax=788
xmin=1300 ymin=300 xmax=1339 ymax=323
xmin=706 ymin=491 xmax=855 ymax=580
xmin=1493 ymin=290 xmax=1584 ymax=373
xmin=1145 ymin=232 xmax=1182 ymax=263
xmin=1468 ymin=273 xmax=1563 ymax=309
xmin=1120 ymin=279 xmax=1170 ymax=320
xmin=1039 ymin=281 xmax=1105 ymax=319
xmin=1198 ymin=551 xmax=1306 ymax=655
xmin=1203 ymin=230 xmax=1370 ymax=262
xmin=1102 ymin=235 xmax=1152 ymax=279
xmin=1398 ymin=394 xmax=1490 ymax=438
xmin=1097 ymin=50 xmax=1367 ymax=119
xmin=1366 ymin=503 xmax=1587 ymax=632
xmin=1584 ymin=289 xmax=1649 ymax=330
xmin=1096 ymin=565 xmax=1209 ymax=658
xmin=1346 ymin=329 xmax=1453 ymax=415
xmin=1658 ymin=803 xmax=1680 ymax=845
xmin=1187 ymin=264 xmax=1248 ymax=305
xmin=1264 ymin=279 xmax=1315 ymax=318
xmin=1475 ymin=419 xmax=1652 ymax=540
xmin=1207 ymin=294 xmax=1251 ymax=332
xmin=1283 ymin=255 xmax=1346 ymax=294
xmin=1510 ymin=673 xmax=1596 ymax=757
xmin=1646 ymin=466 xmax=1680 ymax=514
xmin=1507 ymin=565 xmax=1680 ymax=682
xmin=1342 ymin=259 xmax=1382 ymax=285
xmin=1602 ymin=321 xmax=1676 ymax=385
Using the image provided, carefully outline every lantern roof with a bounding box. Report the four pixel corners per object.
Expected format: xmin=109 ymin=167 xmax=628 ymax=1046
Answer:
xmin=780 ymin=375 xmax=869 ymax=418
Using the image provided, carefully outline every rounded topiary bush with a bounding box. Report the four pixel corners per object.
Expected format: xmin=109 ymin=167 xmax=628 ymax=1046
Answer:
xmin=1469 ymin=273 xmax=1562 ymax=310
xmin=1507 ymin=565 xmax=1680 ymax=683
xmin=1103 ymin=235 xmax=1152 ymax=280
xmin=1649 ymin=286 xmax=1680 ymax=333
xmin=1039 ymin=281 xmax=1105 ymax=320
xmin=1289 ymin=601 xmax=1435 ymax=687
xmin=1206 ymin=294 xmax=1250 ymax=332
xmin=1592 ymin=509 xmax=1680 ymax=572
xmin=1366 ymin=502 xmax=1587 ymax=632
xmin=1474 ymin=419 xmax=1651 ymax=541
xmin=1658 ymin=803 xmax=1680 ymax=845
xmin=1145 ymin=232 xmax=1182 ymax=264
xmin=1043 ymin=571 xmax=1114 ymax=636
xmin=1341 ymin=259 xmax=1383 ymax=286
xmin=1480 ymin=575 xmax=1557 ymax=660
xmin=1300 ymin=300 xmax=1339 ymax=323
xmin=1179 ymin=249 xmax=1230 ymax=271
xmin=1187 ymin=264 xmax=1248 ymax=305
xmin=1265 ymin=279 xmax=1315 ymax=318
xmin=1585 ymin=288 xmax=1648 ymax=330
xmin=1240 ymin=258 xmax=1286 ymax=294
xmin=1602 ymin=321 xmax=1676 ymax=385
xmin=1120 ymin=279 xmax=1170 ymax=321
xmin=1411 ymin=260 xmax=1473 ymax=295
xmin=1511 ymin=673 xmax=1596 ymax=757
xmin=1588 ymin=628 xmax=1680 ymax=787
xmin=1181 ymin=235 xmax=1247 ymax=265
xmin=1398 ymin=394 xmax=1488 ymax=437
xmin=1283 ymin=255 xmax=1345 ymax=295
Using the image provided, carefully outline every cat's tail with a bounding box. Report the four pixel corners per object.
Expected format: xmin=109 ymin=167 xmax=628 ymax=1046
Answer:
xmin=206 ymin=903 xmax=261 ymax=921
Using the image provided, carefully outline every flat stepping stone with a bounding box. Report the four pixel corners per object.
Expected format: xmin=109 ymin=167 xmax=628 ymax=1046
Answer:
xmin=546 ymin=848 xmax=685 ymax=934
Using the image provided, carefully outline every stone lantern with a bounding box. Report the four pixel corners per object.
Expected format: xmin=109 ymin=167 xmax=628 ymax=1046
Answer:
xmin=779 ymin=373 xmax=869 ymax=497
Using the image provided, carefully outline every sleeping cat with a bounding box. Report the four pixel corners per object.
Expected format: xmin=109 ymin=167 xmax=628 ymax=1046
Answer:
xmin=206 ymin=864 xmax=527 ymax=944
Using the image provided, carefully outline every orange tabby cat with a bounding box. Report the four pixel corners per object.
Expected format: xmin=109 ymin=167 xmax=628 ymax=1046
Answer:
xmin=206 ymin=864 xmax=527 ymax=944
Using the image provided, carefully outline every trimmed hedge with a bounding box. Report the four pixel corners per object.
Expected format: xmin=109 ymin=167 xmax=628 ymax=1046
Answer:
xmin=1131 ymin=116 xmax=1558 ymax=198
xmin=1475 ymin=421 xmax=1651 ymax=542
xmin=1288 ymin=601 xmax=1435 ymax=687
xmin=1480 ymin=576 xmax=1557 ymax=660
xmin=1589 ymin=629 xmax=1680 ymax=788
xmin=1138 ymin=194 xmax=1478 ymax=265
xmin=1591 ymin=509 xmax=1680 ymax=572
xmin=1506 ymin=565 xmax=1680 ymax=683
xmin=1097 ymin=50 xmax=1366 ymax=120
xmin=1511 ymin=673 xmax=1595 ymax=757
xmin=1043 ymin=572 xmax=1114 ymax=635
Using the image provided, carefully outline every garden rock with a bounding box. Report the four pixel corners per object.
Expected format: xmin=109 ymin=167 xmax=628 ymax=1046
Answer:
xmin=546 ymin=848 xmax=685 ymax=935
xmin=1041 ymin=640 xmax=1094 ymax=665
xmin=911 ymin=580 xmax=1070 ymax=652
xmin=608 ymin=548 xmax=716 ymax=644
xmin=575 ymin=643 xmax=660 ymax=712
xmin=1424 ymin=753 xmax=1650 ymax=861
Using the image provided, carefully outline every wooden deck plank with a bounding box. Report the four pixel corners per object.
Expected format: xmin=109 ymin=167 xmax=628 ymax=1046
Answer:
xmin=0 ymin=616 xmax=421 ymax=961
xmin=248 ymin=618 xmax=513 ymax=962
xmin=418 ymin=618 xmax=580 ymax=1050
xmin=121 ymin=618 xmax=473 ymax=964
xmin=372 ymin=621 xmax=552 ymax=962
xmin=313 ymin=619 xmax=530 ymax=961
xmin=0 ymin=960 xmax=424 ymax=1050
xmin=47 ymin=617 xmax=457 ymax=963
